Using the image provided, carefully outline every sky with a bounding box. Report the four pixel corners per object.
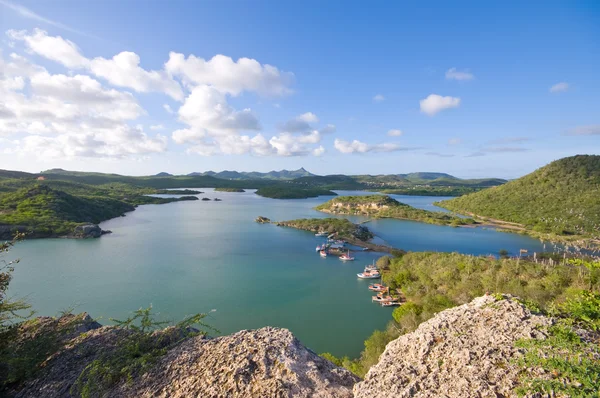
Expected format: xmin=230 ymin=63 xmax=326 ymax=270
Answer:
xmin=0 ymin=0 xmax=598 ymax=178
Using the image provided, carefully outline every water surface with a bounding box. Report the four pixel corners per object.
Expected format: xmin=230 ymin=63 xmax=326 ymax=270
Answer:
xmin=9 ymin=190 xmax=545 ymax=357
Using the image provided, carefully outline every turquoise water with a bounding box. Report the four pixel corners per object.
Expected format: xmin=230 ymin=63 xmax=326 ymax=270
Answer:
xmin=8 ymin=190 xmax=546 ymax=357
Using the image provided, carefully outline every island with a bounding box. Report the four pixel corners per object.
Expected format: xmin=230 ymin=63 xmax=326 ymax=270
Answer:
xmin=214 ymin=187 xmax=245 ymax=192
xmin=156 ymin=189 xmax=203 ymax=195
xmin=315 ymin=195 xmax=475 ymax=226
xmin=255 ymin=186 xmax=337 ymax=199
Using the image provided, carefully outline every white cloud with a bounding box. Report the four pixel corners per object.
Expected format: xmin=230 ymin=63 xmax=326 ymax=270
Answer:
xmin=565 ymin=125 xmax=600 ymax=136
xmin=419 ymin=94 xmax=461 ymax=116
xmin=269 ymin=131 xmax=321 ymax=156
xmin=549 ymin=82 xmax=569 ymax=93
xmin=448 ymin=137 xmax=462 ymax=145
xmin=312 ymin=145 xmax=325 ymax=156
xmin=0 ymin=51 xmax=165 ymax=159
xmin=150 ymin=124 xmax=164 ymax=130
xmin=8 ymin=29 xmax=183 ymax=100
xmin=163 ymin=104 xmax=174 ymax=114
xmin=165 ymin=53 xmax=294 ymax=97
xmin=334 ymin=139 xmax=410 ymax=154
xmin=373 ymin=94 xmax=385 ymax=102
xmin=177 ymin=85 xmax=260 ymax=134
xmin=445 ymin=68 xmax=474 ymax=81
xmin=387 ymin=129 xmax=402 ymax=137
xmin=8 ymin=28 xmax=88 ymax=69
xmin=90 ymin=52 xmax=183 ymax=100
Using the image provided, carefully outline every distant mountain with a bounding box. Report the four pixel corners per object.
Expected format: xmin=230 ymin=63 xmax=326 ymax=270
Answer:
xmin=187 ymin=168 xmax=315 ymax=180
xmin=440 ymin=155 xmax=600 ymax=238
xmin=402 ymin=172 xmax=457 ymax=181
xmin=155 ymin=172 xmax=173 ymax=177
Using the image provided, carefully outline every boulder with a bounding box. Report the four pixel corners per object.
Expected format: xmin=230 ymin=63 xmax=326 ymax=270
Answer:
xmin=70 ymin=224 xmax=104 ymax=238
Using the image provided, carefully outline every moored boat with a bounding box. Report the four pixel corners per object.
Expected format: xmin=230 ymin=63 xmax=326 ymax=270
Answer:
xmin=368 ymin=283 xmax=388 ymax=292
xmin=372 ymin=293 xmax=399 ymax=303
xmin=319 ymin=250 xmax=328 ymax=257
xmin=357 ymin=270 xmax=380 ymax=279
xmin=381 ymin=301 xmax=401 ymax=307
xmin=315 ymin=232 xmax=328 ymax=237
xmin=339 ymin=250 xmax=355 ymax=261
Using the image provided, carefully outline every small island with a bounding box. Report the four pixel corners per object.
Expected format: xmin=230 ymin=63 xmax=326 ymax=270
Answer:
xmin=214 ymin=187 xmax=245 ymax=192
xmin=315 ymin=195 xmax=475 ymax=226
xmin=156 ymin=189 xmax=203 ymax=195
xmin=255 ymin=186 xmax=337 ymax=199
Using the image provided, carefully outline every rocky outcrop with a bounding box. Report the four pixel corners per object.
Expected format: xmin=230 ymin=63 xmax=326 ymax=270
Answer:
xmin=255 ymin=216 xmax=271 ymax=223
xmin=69 ymin=224 xmax=109 ymax=238
xmin=12 ymin=323 xmax=358 ymax=398
xmin=353 ymin=295 xmax=553 ymax=398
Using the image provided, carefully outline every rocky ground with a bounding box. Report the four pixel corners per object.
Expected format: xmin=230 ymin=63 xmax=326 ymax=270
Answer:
xmin=353 ymin=294 xmax=553 ymax=398
xmin=6 ymin=295 xmax=584 ymax=398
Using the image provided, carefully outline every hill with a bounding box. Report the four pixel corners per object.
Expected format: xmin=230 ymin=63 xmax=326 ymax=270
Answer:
xmin=255 ymin=186 xmax=337 ymax=199
xmin=439 ymin=155 xmax=600 ymax=239
xmin=188 ymin=167 xmax=315 ymax=180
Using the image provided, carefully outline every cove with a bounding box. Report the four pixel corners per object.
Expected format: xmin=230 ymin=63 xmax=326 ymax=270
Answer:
xmin=8 ymin=190 xmax=546 ymax=357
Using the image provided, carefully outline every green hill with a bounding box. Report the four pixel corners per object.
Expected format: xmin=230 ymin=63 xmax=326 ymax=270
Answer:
xmin=439 ymin=155 xmax=600 ymax=239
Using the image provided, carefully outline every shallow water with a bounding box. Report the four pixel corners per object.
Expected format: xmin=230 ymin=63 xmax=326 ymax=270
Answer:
xmin=9 ymin=190 xmax=545 ymax=357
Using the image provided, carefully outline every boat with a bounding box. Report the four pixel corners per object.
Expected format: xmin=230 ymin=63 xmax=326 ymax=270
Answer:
xmin=381 ymin=301 xmax=401 ymax=307
xmin=364 ymin=260 xmax=378 ymax=272
xmin=357 ymin=270 xmax=380 ymax=279
xmin=319 ymin=250 xmax=328 ymax=258
xmin=339 ymin=250 xmax=355 ymax=261
xmin=372 ymin=293 xmax=399 ymax=303
xmin=315 ymin=245 xmax=322 ymax=251
xmin=368 ymin=283 xmax=388 ymax=292
xmin=315 ymin=232 xmax=328 ymax=237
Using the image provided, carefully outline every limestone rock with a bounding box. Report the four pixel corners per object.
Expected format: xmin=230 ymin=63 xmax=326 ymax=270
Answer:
xmin=70 ymin=224 xmax=105 ymax=238
xmin=353 ymin=294 xmax=552 ymax=398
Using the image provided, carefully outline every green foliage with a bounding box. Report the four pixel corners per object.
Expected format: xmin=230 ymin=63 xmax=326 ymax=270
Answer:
xmin=0 ymin=183 xmax=197 ymax=238
xmin=379 ymin=186 xmax=485 ymax=196
xmin=341 ymin=251 xmax=600 ymax=378
xmin=515 ymin=322 xmax=600 ymax=397
xmin=73 ymin=306 xmax=216 ymax=397
xmin=214 ymin=187 xmax=245 ymax=192
xmin=316 ymin=195 xmax=475 ymax=226
xmin=276 ymin=218 xmax=373 ymax=241
xmin=319 ymin=352 xmax=344 ymax=367
xmin=439 ymin=155 xmax=600 ymax=239
xmin=255 ymin=186 xmax=337 ymax=199
xmin=0 ymin=233 xmax=31 ymax=330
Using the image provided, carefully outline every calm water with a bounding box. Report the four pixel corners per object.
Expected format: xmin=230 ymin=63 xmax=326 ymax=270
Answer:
xmin=9 ymin=190 xmax=546 ymax=357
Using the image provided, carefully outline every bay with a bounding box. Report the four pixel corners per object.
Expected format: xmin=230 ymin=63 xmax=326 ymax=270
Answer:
xmin=8 ymin=190 xmax=546 ymax=357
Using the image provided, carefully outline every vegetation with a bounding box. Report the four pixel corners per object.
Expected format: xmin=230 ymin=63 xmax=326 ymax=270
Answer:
xmin=324 ymin=252 xmax=600 ymax=379
xmin=255 ymin=186 xmax=337 ymax=199
xmin=72 ymin=307 xmax=215 ymax=397
xmin=275 ymin=218 xmax=373 ymax=241
xmin=316 ymin=195 xmax=475 ymax=226
xmin=439 ymin=155 xmax=600 ymax=240
xmin=214 ymin=187 xmax=245 ymax=192
xmin=0 ymin=182 xmax=198 ymax=238
xmin=379 ymin=186 xmax=485 ymax=196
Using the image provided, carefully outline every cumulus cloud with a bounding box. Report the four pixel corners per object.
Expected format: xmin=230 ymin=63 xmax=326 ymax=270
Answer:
xmin=373 ymin=94 xmax=385 ymax=102
xmin=165 ymin=52 xmax=294 ymax=97
xmin=0 ymin=50 xmax=166 ymax=159
xmin=387 ymin=129 xmax=402 ymax=137
xmin=445 ymin=68 xmax=474 ymax=81
xmin=420 ymin=94 xmax=461 ymax=116
xmin=334 ymin=139 xmax=414 ymax=154
xmin=549 ymin=82 xmax=569 ymax=93
xmin=278 ymin=112 xmax=319 ymax=133
xmin=8 ymin=29 xmax=183 ymax=100
xmin=564 ymin=125 xmax=600 ymax=136
xmin=8 ymin=28 xmax=88 ymax=69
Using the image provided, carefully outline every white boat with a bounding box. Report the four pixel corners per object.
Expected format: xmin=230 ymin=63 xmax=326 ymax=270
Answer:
xmin=339 ymin=250 xmax=355 ymax=261
xmin=372 ymin=294 xmax=398 ymax=303
xmin=365 ymin=265 xmax=378 ymax=272
xmin=368 ymin=283 xmax=388 ymax=292
xmin=319 ymin=250 xmax=328 ymax=258
xmin=315 ymin=232 xmax=328 ymax=237
xmin=357 ymin=270 xmax=380 ymax=279
xmin=381 ymin=301 xmax=401 ymax=307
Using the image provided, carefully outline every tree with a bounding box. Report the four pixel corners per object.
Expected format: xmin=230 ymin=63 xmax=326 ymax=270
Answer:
xmin=0 ymin=233 xmax=32 ymax=330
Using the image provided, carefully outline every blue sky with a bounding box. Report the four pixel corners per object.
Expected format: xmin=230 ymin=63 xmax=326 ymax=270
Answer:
xmin=0 ymin=0 xmax=598 ymax=178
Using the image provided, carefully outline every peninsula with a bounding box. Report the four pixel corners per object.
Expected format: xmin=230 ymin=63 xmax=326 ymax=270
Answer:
xmin=214 ymin=187 xmax=245 ymax=192
xmin=315 ymin=195 xmax=475 ymax=226
xmin=255 ymin=186 xmax=337 ymax=199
